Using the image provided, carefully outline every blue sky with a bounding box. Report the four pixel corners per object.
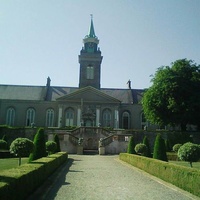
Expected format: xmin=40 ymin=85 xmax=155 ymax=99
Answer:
xmin=0 ymin=0 xmax=200 ymax=89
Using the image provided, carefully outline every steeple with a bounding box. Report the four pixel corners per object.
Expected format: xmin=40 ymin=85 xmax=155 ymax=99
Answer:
xmin=87 ymin=14 xmax=96 ymax=38
xmin=79 ymin=15 xmax=103 ymax=89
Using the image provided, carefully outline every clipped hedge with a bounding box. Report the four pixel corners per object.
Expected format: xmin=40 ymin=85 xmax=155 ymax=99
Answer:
xmin=119 ymin=153 xmax=200 ymax=197
xmin=0 ymin=152 xmax=68 ymax=200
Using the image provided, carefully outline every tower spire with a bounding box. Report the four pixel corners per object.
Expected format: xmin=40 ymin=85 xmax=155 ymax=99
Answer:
xmin=87 ymin=14 xmax=96 ymax=38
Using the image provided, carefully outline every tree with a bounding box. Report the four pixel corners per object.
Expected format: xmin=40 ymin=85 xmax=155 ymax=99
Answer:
xmin=53 ymin=134 xmax=61 ymax=152
xmin=153 ymin=134 xmax=168 ymax=162
xmin=46 ymin=141 xmax=57 ymax=155
xmin=10 ymin=138 xmax=34 ymax=166
xmin=178 ymin=142 xmax=200 ymax=167
xmin=143 ymin=135 xmax=151 ymax=157
xmin=142 ymin=59 xmax=200 ymax=131
xmin=29 ymin=128 xmax=46 ymax=162
xmin=127 ymin=136 xmax=136 ymax=154
xmin=135 ymin=143 xmax=147 ymax=156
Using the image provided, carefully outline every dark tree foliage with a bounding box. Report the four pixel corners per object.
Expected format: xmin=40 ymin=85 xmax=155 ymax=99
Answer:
xmin=53 ymin=134 xmax=61 ymax=152
xmin=143 ymin=135 xmax=151 ymax=157
xmin=142 ymin=59 xmax=200 ymax=131
xmin=165 ymin=139 xmax=171 ymax=152
xmin=29 ymin=128 xmax=46 ymax=162
xmin=127 ymin=136 xmax=136 ymax=154
xmin=153 ymin=134 xmax=168 ymax=162
xmin=0 ymin=139 xmax=8 ymax=150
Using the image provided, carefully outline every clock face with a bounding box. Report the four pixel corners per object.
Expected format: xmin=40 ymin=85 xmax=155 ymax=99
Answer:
xmin=88 ymin=42 xmax=94 ymax=48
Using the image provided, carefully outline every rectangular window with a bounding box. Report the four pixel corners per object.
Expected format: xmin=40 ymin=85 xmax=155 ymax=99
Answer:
xmin=87 ymin=66 xmax=94 ymax=79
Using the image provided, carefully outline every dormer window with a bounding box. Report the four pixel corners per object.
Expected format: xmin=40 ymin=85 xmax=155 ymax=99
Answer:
xmin=87 ymin=66 xmax=94 ymax=79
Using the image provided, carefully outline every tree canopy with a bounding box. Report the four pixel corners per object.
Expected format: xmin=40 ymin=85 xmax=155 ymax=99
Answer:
xmin=142 ymin=59 xmax=200 ymax=130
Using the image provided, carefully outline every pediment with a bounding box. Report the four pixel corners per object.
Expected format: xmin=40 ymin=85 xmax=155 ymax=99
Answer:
xmin=56 ymin=86 xmax=121 ymax=104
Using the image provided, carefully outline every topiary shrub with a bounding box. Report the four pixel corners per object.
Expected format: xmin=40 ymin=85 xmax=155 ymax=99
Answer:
xmin=53 ymin=134 xmax=61 ymax=152
xmin=173 ymin=144 xmax=182 ymax=152
xmin=10 ymin=138 xmax=34 ymax=166
xmin=29 ymin=128 xmax=46 ymax=162
xmin=143 ymin=135 xmax=151 ymax=157
xmin=165 ymin=139 xmax=171 ymax=152
xmin=46 ymin=141 xmax=57 ymax=155
xmin=178 ymin=142 xmax=200 ymax=167
xmin=153 ymin=133 xmax=168 ymax=162
xmin=127 ymin=136 xmax=136 ymax=154
xmin=0 ymin=140 xmax=8 ymax=150
xmin=135 ymin=143 xmax=148 ymax=156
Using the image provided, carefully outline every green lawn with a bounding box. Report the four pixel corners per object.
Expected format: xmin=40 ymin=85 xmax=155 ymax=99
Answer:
xmin=0 ymin=158 xmax=29 ymax=171
xmin=169 ymin=160 xmax=200 ymax=170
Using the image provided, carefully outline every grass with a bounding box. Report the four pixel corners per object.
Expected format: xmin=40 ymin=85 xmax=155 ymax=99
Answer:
xmin=169 ymin=160 xmax=200 ymax=170
xmin=0 ymin=157 xmax=29 ymax=171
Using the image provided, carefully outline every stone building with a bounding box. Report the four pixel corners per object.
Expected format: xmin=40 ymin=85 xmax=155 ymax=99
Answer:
xmin=0 ymin=17 xmax=145 ymax=130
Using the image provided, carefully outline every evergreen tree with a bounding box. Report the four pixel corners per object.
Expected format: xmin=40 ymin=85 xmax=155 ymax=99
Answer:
xmin=153 ymin=133 xmax=168 ymax=162
xmin=127 ymin=136 xmax=136 ymax=154
xmin=53 ymin=134 xmax=61 ymax=152
xmin=165 ymin=139 xmax=171 ymax=152
xmin=143 ymin=135 xmax=151 ymax=157
xmin=29 ymin=128 xmax=46 ymax=162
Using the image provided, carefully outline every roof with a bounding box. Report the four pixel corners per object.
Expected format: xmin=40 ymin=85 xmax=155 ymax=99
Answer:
xmin=0 ymin=84 xmax=143 ymax=104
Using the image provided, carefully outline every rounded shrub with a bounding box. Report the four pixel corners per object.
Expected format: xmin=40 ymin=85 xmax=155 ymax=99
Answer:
xmin=178 ymin=142 xmax=200 ymax=167
xmin=0 ymin=139 xmax=8 ymax=150
xmin=172 ymin=144 xmax=182 ymax=152
xmin=153 ymin=133 xmax=168 ymax=162
xmin=127 ymin=136 xmax=136 ymax=154
xmin=46 ymin=141 xmax=57 ymax=155
xmin=10 ymin=138 xmax=34 ymax=165
xmin=135 ymin=143 xmax=147 ymax=156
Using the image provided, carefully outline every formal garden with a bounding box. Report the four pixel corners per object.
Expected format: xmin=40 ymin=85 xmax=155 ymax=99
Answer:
xmin=0 ymin=128 xmax=68 ymax=200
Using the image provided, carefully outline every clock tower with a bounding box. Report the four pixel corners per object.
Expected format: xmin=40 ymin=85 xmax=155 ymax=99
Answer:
xmin=79 ymin=15 xmax=103 ymax=89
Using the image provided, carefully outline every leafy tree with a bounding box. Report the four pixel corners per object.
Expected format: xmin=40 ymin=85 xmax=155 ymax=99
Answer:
xmin=127 ymin=136 xmax=136 ymax=154
xmin=143 ymin=135 xmax=151 ymax=157
xmin=10 ymin=138 xmax=34 ymax=166
xmin=46 ymin=141 xmax=57 ymax=155
xmin=178 ymin=142 xmax=200 ymax=167
xmin=53 ymin=134 xmax=61 ymax=152
xmin=142 ymin=59 xmax=200 ymax=131
xmin=29 ymin=128 xmax=46 ymax=162
xmin=135 ymin=143 xmax=147 ymax=156
xmin=165 ymin=139 xmax=171 ymax=152
xmin=172 ymin=144 xmax=182 ymax=152
xmin=153 ymin=134 xmax=168 ymax=162
xmin=0 ymin=139 xmax=8 ymax=150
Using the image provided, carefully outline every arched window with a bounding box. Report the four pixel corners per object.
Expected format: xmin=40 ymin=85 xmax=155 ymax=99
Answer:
xmin=46 ymin=109 xmax=54 ymax=127
xmin=103 ymin=109 xmax=111 ymax=127
xmin=65 ymin=108 xmax=74 ymax=126
xmin=86 ymin=66 xmax=94 ymax=79
xmin=6 ymin=107 xmax=15 ymax=126
xmin=122 ymin=111 xmax=130 ymax=129
xmin=26 ymin=108 xmax=35 ymax=126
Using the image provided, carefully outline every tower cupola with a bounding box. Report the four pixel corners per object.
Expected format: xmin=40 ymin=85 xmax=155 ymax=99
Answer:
xmin=79 ymin=15 xmax=103 ymax=89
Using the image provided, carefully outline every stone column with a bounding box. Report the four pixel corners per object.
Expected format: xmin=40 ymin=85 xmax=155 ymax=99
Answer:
xmin=96 ymin=107 xmax=100 ymax=126
xmin=114 ymin=109 xmax=119 ymax=129
xmin=77 ymin=107 xmax=82 ymax=126
xmin=58 ymin=106 xmax=63 ymax=127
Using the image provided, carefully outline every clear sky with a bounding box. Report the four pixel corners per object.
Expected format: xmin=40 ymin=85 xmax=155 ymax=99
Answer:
xmin=0 ymin=0 xmax=200 ymax=89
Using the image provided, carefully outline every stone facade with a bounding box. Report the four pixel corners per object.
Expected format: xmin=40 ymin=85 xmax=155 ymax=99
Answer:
xmin=0 ymin=18 xmax=146 ymax=131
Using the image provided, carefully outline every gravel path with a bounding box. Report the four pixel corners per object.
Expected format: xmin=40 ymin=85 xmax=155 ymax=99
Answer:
xmin=29 ymin=155 xmax=200 ymax=200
